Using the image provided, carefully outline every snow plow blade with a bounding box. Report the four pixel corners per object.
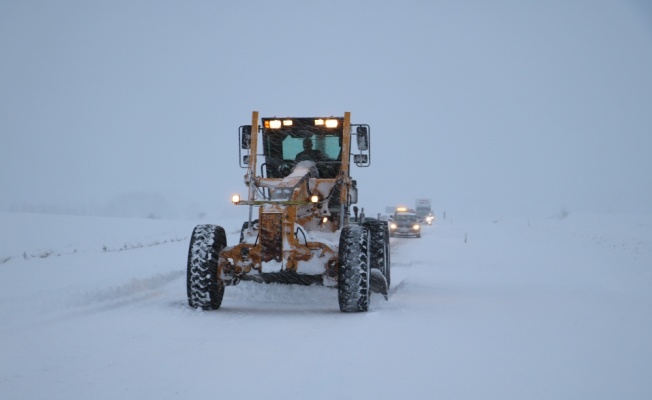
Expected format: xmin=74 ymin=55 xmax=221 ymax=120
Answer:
xmin=370 ymin=269 xmax=389 ymax=300
xmin=239 ymin=271 xmax=323 ymax=285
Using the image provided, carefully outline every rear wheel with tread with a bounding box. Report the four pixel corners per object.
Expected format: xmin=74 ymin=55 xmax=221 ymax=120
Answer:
xmin=364 ymin=220 xmax=391 ymax=288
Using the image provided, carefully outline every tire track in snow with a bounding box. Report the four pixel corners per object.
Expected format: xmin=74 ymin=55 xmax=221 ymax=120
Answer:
xmin=1 ymin=270 xmax=185 ymax=334
xmin=70 ymin=270 xmax=185 ymax=306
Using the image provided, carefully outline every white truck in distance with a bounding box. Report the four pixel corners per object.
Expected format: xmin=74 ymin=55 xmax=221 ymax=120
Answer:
xmin=415 ymin=198 xmax=434 ymax=225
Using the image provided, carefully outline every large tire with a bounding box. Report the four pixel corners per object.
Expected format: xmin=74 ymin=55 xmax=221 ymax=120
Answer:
xmin=338 ymin=225 xmax=371 ymax=312
xmin=364 ymin=220 xmax=391 ymax=289
xmin=187 ymin=224 xmax=226 ymax=310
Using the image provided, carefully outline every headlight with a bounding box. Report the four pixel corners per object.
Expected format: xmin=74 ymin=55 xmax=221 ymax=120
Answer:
xmin=231 ymin=194 xmax=241 ymax=204
xmin=268 ymin=119 xmax=282 ymax=129
xmin=390 ymin=223 xmax=397 ymax=230
xmin=412 ymin=224 xmax=420 ymax=230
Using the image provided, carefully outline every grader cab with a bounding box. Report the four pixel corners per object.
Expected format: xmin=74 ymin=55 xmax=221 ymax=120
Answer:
xmin=186 ymin=112 xmax=390 ymax=312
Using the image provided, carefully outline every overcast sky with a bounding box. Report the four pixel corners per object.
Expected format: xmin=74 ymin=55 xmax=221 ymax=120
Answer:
xmin=1 ymin=0 xmax=651 ymax=219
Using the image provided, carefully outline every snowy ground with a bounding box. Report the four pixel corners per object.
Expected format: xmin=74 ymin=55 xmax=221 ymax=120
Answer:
xmin=1 ymin=211 xmax=651 ymax=400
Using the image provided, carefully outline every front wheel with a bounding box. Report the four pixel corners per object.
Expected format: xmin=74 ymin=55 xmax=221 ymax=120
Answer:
xmin=338 ymin=225 xmax=370 ymax=312
xmin=187 ymin=224 xmax=226 ymax=310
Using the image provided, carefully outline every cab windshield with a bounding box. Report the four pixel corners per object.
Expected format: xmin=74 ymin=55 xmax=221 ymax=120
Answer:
xmin=260 ymin=117 xmax=344 ymax=179
xmin=281 ymin=135 xmax=341 ymax=160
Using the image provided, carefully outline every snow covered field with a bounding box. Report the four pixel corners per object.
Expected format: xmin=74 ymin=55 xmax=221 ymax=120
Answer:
xmin=1 ymin=211 xmax=651 ymax=399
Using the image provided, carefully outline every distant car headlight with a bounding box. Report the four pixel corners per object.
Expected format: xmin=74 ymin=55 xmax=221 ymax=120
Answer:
xmin=412 ymin=224 xmax=420 ymax=230
xmin=390 ymin=223 xmax=397 ymax=230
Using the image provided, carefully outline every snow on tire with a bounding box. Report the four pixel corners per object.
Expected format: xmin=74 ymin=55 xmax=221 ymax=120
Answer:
xmin=187 ymin=224 xmax=226 ymax=310
xmin=364 ymin=220 xmax=391 ymax=289
xmin=338 ymin=225 xmax=371 ymax=313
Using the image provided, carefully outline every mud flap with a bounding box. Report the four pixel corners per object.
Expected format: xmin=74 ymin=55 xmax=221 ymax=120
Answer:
xmin=369 ymin=269 xmax=388 ymax=300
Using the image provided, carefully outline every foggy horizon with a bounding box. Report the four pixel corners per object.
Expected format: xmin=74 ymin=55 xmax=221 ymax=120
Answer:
xmin=2 ymin=1 xmax=651 ymax=220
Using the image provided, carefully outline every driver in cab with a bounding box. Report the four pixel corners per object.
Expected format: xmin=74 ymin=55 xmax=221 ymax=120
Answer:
xmin=295 ymin=138 xmax=327 ymax=162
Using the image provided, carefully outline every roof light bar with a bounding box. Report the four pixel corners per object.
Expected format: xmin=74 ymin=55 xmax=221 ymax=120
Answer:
xmin=269 ymin=120 xmax=282 ymax=129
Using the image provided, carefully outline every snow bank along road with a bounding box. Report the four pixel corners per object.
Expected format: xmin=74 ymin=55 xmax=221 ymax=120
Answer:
xmin=1 ymin=212 xmax=651 ymax=400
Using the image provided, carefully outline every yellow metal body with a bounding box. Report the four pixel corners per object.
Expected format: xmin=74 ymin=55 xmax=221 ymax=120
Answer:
xmin=218 ymin=112 xmax=359 ymax=285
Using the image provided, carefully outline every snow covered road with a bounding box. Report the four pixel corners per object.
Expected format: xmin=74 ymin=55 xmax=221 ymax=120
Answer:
xmin=1 ymin=212 xmax=651 ymax=399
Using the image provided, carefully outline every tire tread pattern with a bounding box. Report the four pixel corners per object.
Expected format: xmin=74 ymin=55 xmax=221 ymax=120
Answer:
xmin=338 ymin=225 xmax=370 ymax=312
xmin=364 ymin=220 xmax=391 ymax=288
xmin=187 ymin=224 xmax=226 ymax=310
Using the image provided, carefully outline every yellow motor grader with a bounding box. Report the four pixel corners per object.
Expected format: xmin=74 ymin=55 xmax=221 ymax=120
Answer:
xmin=186 ymin=111 xmax=390 ymax=312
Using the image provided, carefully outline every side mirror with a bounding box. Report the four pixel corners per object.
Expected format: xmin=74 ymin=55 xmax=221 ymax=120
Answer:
xmin=243 ymin=155 xmax=250 ymax=165
xmin=353 ymin=154 xmax=368 ymax=165
xmin=241 ymin=125 xmax=251 ymax=149
xmin=356 ymin=126 xmax=369 ymax=151
xmin=349 ymin=181 xmax=358 ymax=205
xmin=349 ymin=188 xmax=358 ymax=204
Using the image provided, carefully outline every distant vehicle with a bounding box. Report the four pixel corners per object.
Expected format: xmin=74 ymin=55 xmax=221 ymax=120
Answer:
xmin=415 ymin=198 xmax=433 ymax=224
xmin=389 ymin=208 xmax=421 ymax=238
